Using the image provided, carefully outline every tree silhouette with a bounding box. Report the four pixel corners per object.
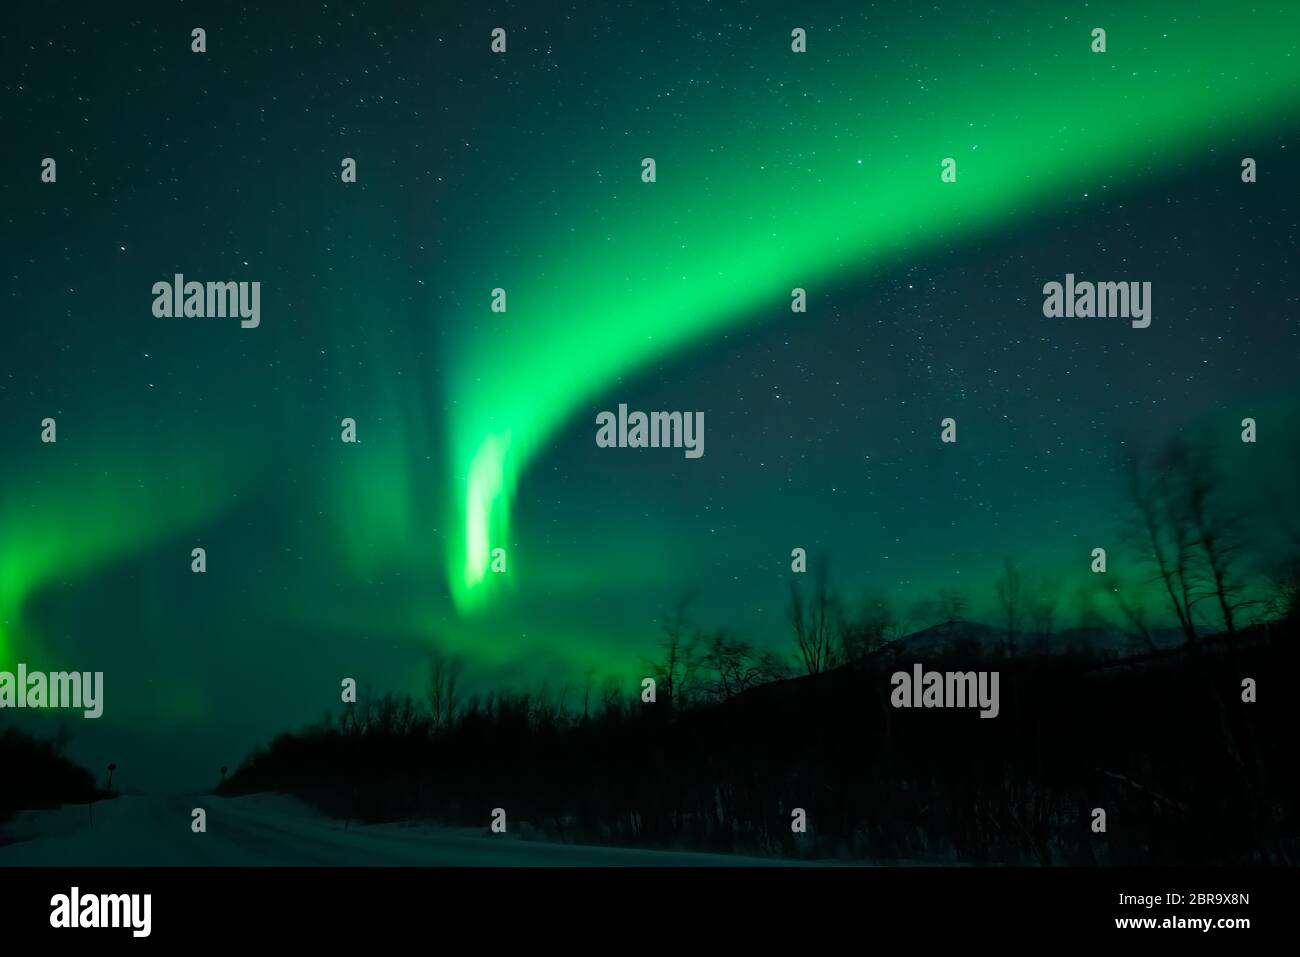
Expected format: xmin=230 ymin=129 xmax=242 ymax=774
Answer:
xmin=699 ymin=630 xmax=784 ymax=699
xmin=1174 ymin=440 xmax=1255 ymax=636
xmin=841 ymin=593 xmax=895 ymax=664
xmin=1265 ymin=557 xmax=1300 ymax=623
xmin=787 ymin=559 xmax=842 ymax=674
xmin=648 ymin=595 xmax=700 ymax=712
xmin=1126 ymin=448 xmax=1200 ymax=643
xmin=994 ymin=557 xmax=1024 ymax=657
xmin=427 ymin=650 xmax=464 ymax=736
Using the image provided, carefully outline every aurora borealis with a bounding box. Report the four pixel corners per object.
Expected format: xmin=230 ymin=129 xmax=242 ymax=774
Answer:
xmin=3 ymin=1 xmax=1299 ymax=789
xmin=441 ymin=2 xmax=1300 ymax=613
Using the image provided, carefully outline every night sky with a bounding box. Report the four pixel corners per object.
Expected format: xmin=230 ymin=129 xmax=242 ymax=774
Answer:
xmin=2 ymin=1 xmax=1298 ymax=791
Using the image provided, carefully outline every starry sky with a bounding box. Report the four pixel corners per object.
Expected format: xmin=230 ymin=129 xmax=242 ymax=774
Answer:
xmin=2 ymin=0 xmax=1299 ymax=790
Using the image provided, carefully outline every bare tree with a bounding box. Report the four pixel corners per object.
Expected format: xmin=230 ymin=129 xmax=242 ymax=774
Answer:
xmin=1177 ymin=442 xmax=1256 ymax=637
xmin=600 ymin=674 xmax=625 ymax=717
xmin=1264 ymin=557 xmax=1300 ymax=624
xmin=788 ymin=560 xmax=843 ymax=675
xmin=699 ymin=631 xmax=771 ymax=700
xmin=427 ymin=650 xmax=464 ymax=735
xmin=530 ymin=680 xmax=569 ymax=727
xmin=648 ymin=596 xmax=700 ymax=712
xmin=994 ymin=557 xmax=1024 ymax=657
xmin=754 ymin=648 xmax=791 ymax=682
xmin=841 ymin=593 xmax=895 ymax=664
xmin=1126 ymin=449 xmax=1200 ymax=643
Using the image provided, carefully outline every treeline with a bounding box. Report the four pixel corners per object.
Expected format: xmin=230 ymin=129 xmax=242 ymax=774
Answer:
xmin=0 ymin=726 xmax=105 ymax=823
xmin=217 ymin=430 xmax=1300 ymax=863
xmin=780 ymin=431 xmax=1300 ymax=674
xmin=220 ymin=623 xmax=1296 ymax=864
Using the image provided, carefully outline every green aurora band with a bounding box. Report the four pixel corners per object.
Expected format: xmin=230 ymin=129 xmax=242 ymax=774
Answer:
xmin=0 ymin=435 xmax=260 ymax=667
xmin=4 ymin=4 xmax=1299 ymax=677
xmin=445 ymin=4 xmax=1300 ymax=612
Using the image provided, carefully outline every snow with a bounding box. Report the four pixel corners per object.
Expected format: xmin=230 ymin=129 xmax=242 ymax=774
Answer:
xmin=0 ymin=794 xmax=830 ymax=866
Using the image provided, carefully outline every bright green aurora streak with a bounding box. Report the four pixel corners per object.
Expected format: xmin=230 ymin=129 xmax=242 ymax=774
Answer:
xmin=446 ymin=4 xmax=1300 ymax=612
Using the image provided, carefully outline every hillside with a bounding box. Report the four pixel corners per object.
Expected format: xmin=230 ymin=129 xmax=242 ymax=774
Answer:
xmin=212 ymin=623 xmax=1295 ymax=865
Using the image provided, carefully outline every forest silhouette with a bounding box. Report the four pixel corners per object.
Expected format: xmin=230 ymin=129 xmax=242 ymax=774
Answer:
xmin=212 ymin=433 xmax=1299 ymax=864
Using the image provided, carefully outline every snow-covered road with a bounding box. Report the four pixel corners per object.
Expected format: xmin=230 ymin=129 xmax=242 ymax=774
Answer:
xmin=0 ymin=794 xmax=820 ymax=866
